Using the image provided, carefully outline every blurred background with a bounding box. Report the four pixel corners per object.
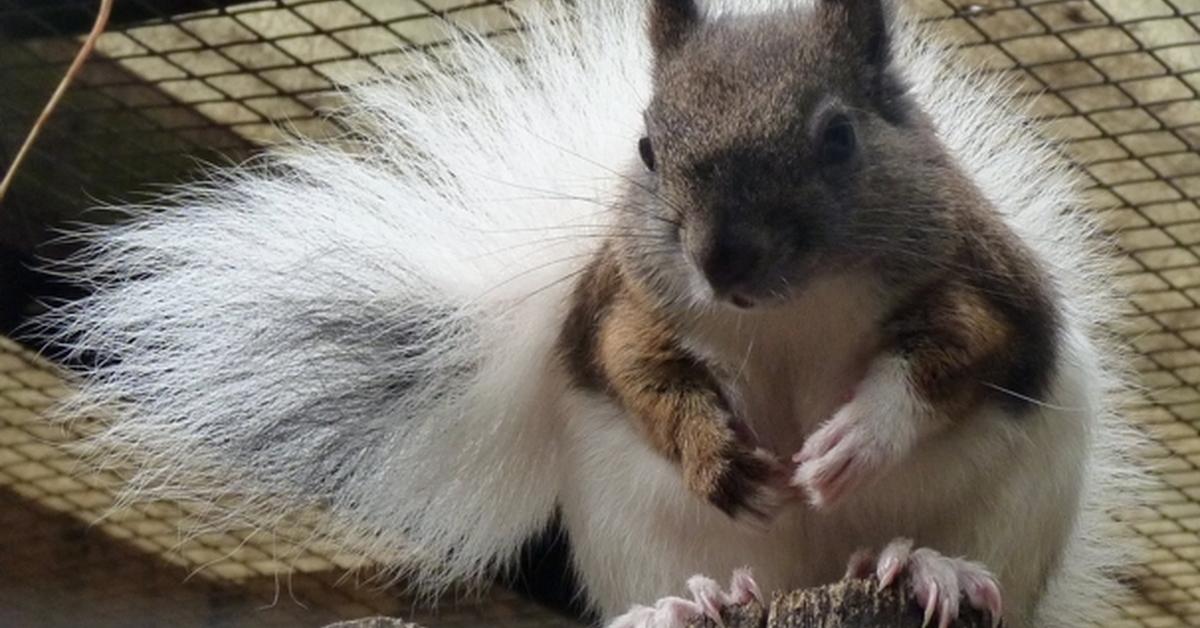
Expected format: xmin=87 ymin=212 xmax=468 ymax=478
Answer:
xmin=0 ymin=0 xmax=1197 ymax=626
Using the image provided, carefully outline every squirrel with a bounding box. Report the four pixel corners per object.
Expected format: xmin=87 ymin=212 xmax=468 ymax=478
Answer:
xmin=39 ymin=1 xmax=1145 ymax=627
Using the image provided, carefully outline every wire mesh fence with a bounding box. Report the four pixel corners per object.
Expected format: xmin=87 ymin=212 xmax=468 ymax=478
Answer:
xmin=0 ymin=0 xmax=1198 ymax=625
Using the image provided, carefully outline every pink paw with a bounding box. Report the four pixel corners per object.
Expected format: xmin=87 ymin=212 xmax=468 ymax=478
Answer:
xmin=791 ymin=356 xmax=939 ymax=509
xmin=847 ymin=539 xmax=1003 ymax=628
xmin=606 ymin=569 xmax=762 ymax=628
xmin=790 ymin=401 xmax=898 ymax=509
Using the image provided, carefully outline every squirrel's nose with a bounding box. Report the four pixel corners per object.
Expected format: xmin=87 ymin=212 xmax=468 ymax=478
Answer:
xmin=701 ymin=238 xmax=762 ymax=298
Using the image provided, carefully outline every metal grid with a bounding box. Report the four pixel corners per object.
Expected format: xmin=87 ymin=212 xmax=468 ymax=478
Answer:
xmin=0 ymin=337 xmax=581 ymax=627
xmin=0 ymin=0 xmax=531 ymax=256
xmin=0 ymin=0 xmax=1198 ymax=626
xmin=913 ymin=1 xmax=1200 ymax=622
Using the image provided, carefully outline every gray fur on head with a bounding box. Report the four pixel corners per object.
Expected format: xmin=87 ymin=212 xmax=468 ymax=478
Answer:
xmin=649 ymin=0 xmax=701 ymax=54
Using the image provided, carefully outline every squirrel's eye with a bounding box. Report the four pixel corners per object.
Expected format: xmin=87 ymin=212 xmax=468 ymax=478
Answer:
xmin=819 ymin=114 xmax=857 ymax=165
xmin=638 ymin=136 xmax=656 ymax=172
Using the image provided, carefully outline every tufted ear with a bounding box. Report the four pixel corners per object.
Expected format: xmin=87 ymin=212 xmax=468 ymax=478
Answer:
xmin=649 ymin=0 xmax=701 ymax=56
xmin=820 ymin=0 xmax=894 ymax=72
xmin=820 ymin=0 xmax=907 ymax=120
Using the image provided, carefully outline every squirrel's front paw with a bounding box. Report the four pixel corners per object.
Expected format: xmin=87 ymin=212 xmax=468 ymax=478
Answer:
xmin=682 ymin=418 xmax=790 ymax=524
xmin=790 ymin=400 xmax=894 ymax=508
xmin=791 ymin=358 xmax=928 ymax=509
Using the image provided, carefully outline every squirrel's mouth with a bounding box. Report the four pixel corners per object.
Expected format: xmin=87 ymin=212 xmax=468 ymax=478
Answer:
xmin=712 ymin=262 xmax=821 ymax=310
xmin=728 ymin=293 xmax=755 ymax=309
xmin=715 ymin=286 xmax=779 ymax=310
xmin=679 ymin=247 xmax=812 ymax=310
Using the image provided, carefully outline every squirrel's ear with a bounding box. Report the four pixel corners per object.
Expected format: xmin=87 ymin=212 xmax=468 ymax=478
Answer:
xmin=649 ymin=0 xmax=700 ymax=56
xmin=820 ymin=0 xmax=894 ymax=71
xmin=821 ymin=0 xmax=908 ymax=120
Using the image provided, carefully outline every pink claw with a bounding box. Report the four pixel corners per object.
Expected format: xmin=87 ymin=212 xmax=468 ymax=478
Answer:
xmin=922 ymin=582 xmax=938 ymax=628
xmin=792 ymin=420 xmax=848 ymax=464
xmin=844 ymin=548 xmax=877 ymax=580
xmin=939 ymin=594 xmax=956 ymax=628
xmin=685 ymin=576 xmax=726 ymax=625
xmin=963 ymin=573 xmax=1004 ymax=627
xmin=878 ymin=556 xmax=904 ymax=588
xmin=730 ymin=567 xmax=762 ymax=605
xmin=876 ymin=538 xmax=913 ymax=589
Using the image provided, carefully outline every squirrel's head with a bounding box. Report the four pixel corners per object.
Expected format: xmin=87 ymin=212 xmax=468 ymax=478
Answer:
xmin=628 ymin=0 xmax=957 ymax=309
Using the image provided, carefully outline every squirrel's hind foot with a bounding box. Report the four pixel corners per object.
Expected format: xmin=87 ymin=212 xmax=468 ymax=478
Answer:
xmin=847 ymin=538 xmax=1003 ymax=628
xmin=606 ymin=568 xmax=761 ymax=628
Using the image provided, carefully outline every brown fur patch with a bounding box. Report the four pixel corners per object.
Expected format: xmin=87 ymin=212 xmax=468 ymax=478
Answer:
xmin=888 ymin=281 xmax=1016 ymax=418
xmin=557 ymin=253 xmax=782 ymax=519
xmin=885 ymin=204 xmax=1060 ymax=419
xmin=559 ymin=246 xmax=623 ymax=391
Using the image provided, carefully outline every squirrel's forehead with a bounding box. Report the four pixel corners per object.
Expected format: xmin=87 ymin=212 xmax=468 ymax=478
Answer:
xmin=652 ymin=23 xmax=834 ymax=115
xmin=674 ymin=12 xmax=834 ymax=74
xmin=650 ymin=63 xmax=821 ymax=140
xmin=646 ymin=15 xmax=845 ymax=146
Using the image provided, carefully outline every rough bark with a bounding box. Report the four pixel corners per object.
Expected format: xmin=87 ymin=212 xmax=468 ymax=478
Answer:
xmin=687 ymin=578 xmax=995 ymax=627
xmin=325 ymin=578 xmax=997 ymax=627
xmin=326 ymin=619 xmax=419 ymax=628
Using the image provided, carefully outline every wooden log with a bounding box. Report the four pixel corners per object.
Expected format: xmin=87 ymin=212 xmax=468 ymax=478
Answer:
xmin=688 ymin=578 xmax=996 ymax=627
xmin=325 ymin=618 xmax=419 ymax=628
xmin=325 ymin=578 xmax=998 ymax=628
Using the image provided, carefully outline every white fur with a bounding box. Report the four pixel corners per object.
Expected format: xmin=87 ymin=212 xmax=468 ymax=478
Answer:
xmin=792 ymin=354 xmax=935 ymax=509
xmin=43 ymin=0 xmax=647 ymax=596
xmin=41 ymin=0 xmax=1145 ymax=625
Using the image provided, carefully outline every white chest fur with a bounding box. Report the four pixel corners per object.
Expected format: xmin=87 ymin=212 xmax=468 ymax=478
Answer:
xmin=556 ymin=275 xmax=1095 ymax=627
xmin=682 ymin=272 xmax=885 ymax=454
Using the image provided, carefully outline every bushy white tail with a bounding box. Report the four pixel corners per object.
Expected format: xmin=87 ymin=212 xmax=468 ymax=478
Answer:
xmin=40 ymin=0 xmax=649 ymax=594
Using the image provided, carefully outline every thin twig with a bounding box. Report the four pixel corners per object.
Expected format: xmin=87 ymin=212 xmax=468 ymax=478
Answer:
xmin=0 ymin=0 xmax=114 ymax=203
